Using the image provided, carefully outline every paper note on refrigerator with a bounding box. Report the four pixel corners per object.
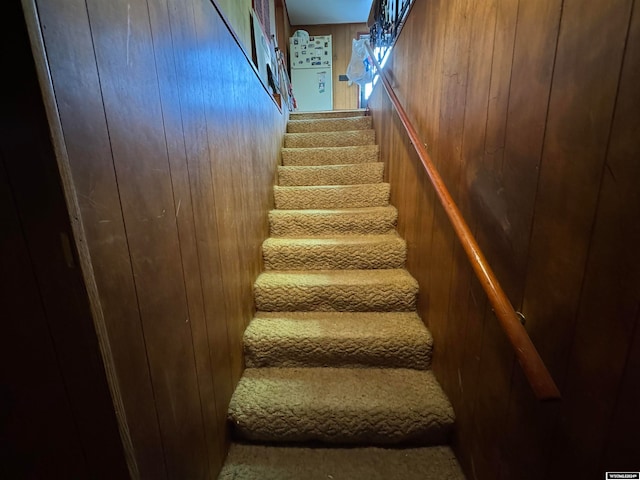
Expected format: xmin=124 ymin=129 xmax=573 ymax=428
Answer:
xmin=318 ymin=71 xmax=326 ymax=93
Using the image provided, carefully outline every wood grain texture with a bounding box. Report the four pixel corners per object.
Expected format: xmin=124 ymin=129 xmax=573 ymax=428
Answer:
xmin=33 ymin=0 xmax=288 ymax=477
xmin=1 ymin=3 xmax=128 ymax=477
xmin=293 ymin=23 xmax=366 ymax=110
xmin=368 ymin=0 xmax=640 ymax=477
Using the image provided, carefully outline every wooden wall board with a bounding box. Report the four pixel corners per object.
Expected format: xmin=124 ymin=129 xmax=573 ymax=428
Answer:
xmin=446 ymin=0 xmax=498 ymax=419
xmin=0 ymin=159 xmax=89 ymax=479
xmin=32 ymin=0 xmax=288 ymax=477
xmin=82 ymin=0 xmax=210 ymax=476
xmin=451 ymin=0 xmax=520 ymax=477
xmin=598 ymin=5 xmax=640 ymax=470
xmin=34 ymin=0 xmax=168 ymax=477
xmin=425 ymin=0 xmax=472 ymax=391
xmin=544 ymin=0 xmax=639 ymax=475
xmin=274 ymin=0 xmax=292 ymax=62
xmin=367 ymin=0 xmax=640 ymax=477
xmin=147 ymin=0 xmax=225 ymax=470
xmin=1 ymin=3 xmax=129 ymax=476
xmin=496 ymin=0 xmax=564 ymax=478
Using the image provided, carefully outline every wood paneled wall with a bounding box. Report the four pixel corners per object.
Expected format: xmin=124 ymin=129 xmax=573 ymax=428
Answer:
xmin=216 ymin=0 xmax=253 ymax=52
xmin=293 ymin=23 xmax=366 ymax=110
xmin=275 ymin=0 xmax=292 ymax=62
xmin=28 ymin=0 xmax=288 ymax=477
xmin=1 ymin=2 xmax=128 ymax=478
xmin=368 ymin=0 xmax=640 ymax=478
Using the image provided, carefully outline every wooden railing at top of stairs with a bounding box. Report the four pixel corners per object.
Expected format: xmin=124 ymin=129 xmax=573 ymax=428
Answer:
xmin=364 ymin=43 xmax=561 ymax=401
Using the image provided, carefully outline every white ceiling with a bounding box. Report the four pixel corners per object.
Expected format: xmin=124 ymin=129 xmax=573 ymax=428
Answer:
xmin=285 ymin=0 xmax=374 ymax=26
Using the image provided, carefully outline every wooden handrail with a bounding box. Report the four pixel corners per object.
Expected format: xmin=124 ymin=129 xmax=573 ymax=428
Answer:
xmin=365 ymin=43 xmax=561 ymax=401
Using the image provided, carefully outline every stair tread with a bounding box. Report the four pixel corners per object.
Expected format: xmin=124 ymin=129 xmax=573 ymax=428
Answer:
xmin=287 ymin=116 xmax=372 ymax=133
xmin=220 ymin=444 xmax=465 ymax=480
xmin=229 ymin=367 xmax=454 ymax=444
xmin=281 ymin=145 xmax=380 ymax=166
xmin=264 ymin=233 xmax=403 ymax=246
xmin=285 ymin=130 xmax=376 ymax=148
xmin=254 ymin=269 xmax=418 ymax=312
xmin=255 ymin=268 xmax=417 ymax=287
xmin=245 ymin=311 xmax=432 ymax=369
xmin=268 ymin=206 xmax=398 ymax=236
xmin=262 ymin=234 xmax=406 ymax=270
xmin=274 ymin=183 xmax=390 ymax=209
xmin=290 ymin=109 xmax=367 ymax=120
xmin=277 ymin=163 xmax=384 ymax=186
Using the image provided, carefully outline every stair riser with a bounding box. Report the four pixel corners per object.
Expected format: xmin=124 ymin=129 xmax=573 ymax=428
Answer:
xmin=285 ymin=130 xmax=375 ymax=148
xmin=290 ymin=110 xmax=366 ymax=120
xmin=229 ymin=368 xmax=454 ymax=446
xmin=246 ymin=312 xmax=433 ymax=369
xmin=274 ymin=184 xmax=390 ymax=209
xmin=245 ymin=341 xmax=430 ymax=369
xmin=278 ymin=163 xmax=384 ymax=186
xmin=268 ymin=210 xmax=398 ymax=236
xmin=287 ymin=117 xmax=372 ymax=133
xmin=233 ymin=424 xmax=451 ymax=446
xmin=281 ymin=146 xmax=380 ymax=166
xmin=254 ymin=284 xmax=417 ymax=312
xmin=263 ymin=242 xmax=406 ymax=270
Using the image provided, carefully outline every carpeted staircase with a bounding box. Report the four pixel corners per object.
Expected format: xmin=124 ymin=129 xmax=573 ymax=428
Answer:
xmin=219 ymin=110 xmax=465 ymax=479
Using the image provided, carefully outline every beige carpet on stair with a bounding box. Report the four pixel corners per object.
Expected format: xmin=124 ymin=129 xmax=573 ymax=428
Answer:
xmin=244 ymin=311 xmax=432 ymax=369
xmin=229 ymin=367 xmax=454 ymax=444
xmin=254 ymin=269 xmax=419 ymax=312
xmin=278 ymin=162 xmax=384 ymax=186
xmin=281 ymin=145 xmax=380 ymax=166
xmin=268 ymin=206 xmax=398 ymax=236
xmin=219 ymin=444 xmax=465 ymax=480
xmin=220 ymin=111 xmax=463 ymax=479
xmin=287 ymin=116 xmax=372 ymax=133
xmin=285 ymin=130 xmax=376 ymax=148
xmin=262 ymin=234 xmax=406 ymax=270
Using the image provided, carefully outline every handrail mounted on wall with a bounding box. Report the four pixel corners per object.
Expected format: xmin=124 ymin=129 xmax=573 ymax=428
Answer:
xmin=364 ymin=42 xmax=561 ymax=401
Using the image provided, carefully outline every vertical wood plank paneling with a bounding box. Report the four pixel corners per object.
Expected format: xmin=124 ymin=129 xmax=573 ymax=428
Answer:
xmin=35 ymin=1 xmax=168 ymax=477
xmin=409 ymin=0 xmax=445 ymax=334
xmin=367 ymin=0 xmax=640 ymax=477
xmin=193 ymin=0 xmax=250 ymax=387
xmin=427 ymin=0 xmax=471 ymax=395
xmin=165 ymin=0 xmax=234 ymax=448
xmin=599 ymin=5 xmax=640 ymax=471
xmin=544 ymin=0 xmax=639 ymax=475
xmin=460 ymin=1 xmax=521 ymax=477
xmin=446 ymin=0 xmax=497 ymax=407
xmin=34 ymin=0 xmax=288 ymax=477
xmin=147 ymin=0 xmax=224 ymax=471
xmin=497 ymin=1 xmax=564 ymax=478
xmin=445 ymin=1 xmax=497 ymax=475
xmin=0 ymin=160 xmax=89 ymax=479
xmin=3 ymin=5 xmax=130 ymax=477
xmin=83 ymin=1 xmax=209 ymax=476
xmin=521 ymin=0 xmax=632 ymax=384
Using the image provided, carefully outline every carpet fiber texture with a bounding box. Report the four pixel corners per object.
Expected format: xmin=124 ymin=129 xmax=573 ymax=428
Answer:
xmin=262 ymin=234 xmax=406 ymax=270
xmin=284 ymin=130 xmax=376 ymax=148
xmin=244 ymin=311 xmax=432 ymax=369
xmin=221 ymin=111 xmax=463 ymax=479
xmin=277 ymin=162 xmax=384 ymax=186
xmin=281 ymin=145 xmax=379 ymax=166
xmin=219 ymin=444 xmax=465 ymax=480
xmin=268 ymin=206 xmax=398 ymax=236
xmin=229 ymin=368 xmax=454 ymax=444
xmin=287 ymin=116 xmax=372 ymax=133
xmin=273 ymin=184 xmax=390 ymax=209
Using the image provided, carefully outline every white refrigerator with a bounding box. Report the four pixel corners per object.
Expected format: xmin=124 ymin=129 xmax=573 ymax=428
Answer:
xmin=290 ymin=35 xmax=333 ymax=112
